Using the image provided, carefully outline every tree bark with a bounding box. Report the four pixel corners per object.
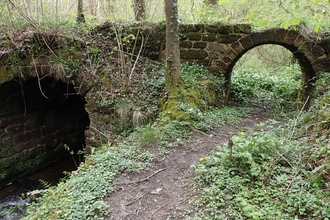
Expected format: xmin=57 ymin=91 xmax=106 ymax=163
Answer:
xmin=134 ymin=0 xmax=145 ymax=21
xmin=77 ymin=0 xmax=85 ymax=23
xmin=165 ymin=0 xmax=182 ymax=92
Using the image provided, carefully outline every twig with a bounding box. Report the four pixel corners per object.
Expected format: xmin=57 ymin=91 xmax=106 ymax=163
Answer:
xmin=113 ymin=168 xmax=166 ymax=185
xmin=129 ymin=35 xmax=144 ymax=81
xmin=90 ymin=126 xmax=111 ymax=140
xmin=151 ymin=201 xmax=170 ymax=214
xmin=32 ymin=56 xmax=48 ymax=99
xmin=191 ymin=128 xmax=208 ymax=136
xmin=289 ymin=96 xmax=310 ymax=141
xmin=125 ymin=192 xmax=148 ymax=206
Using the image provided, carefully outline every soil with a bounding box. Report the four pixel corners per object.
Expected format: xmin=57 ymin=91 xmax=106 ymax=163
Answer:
xmin=104 ymin=111 xmax=284 ymax=220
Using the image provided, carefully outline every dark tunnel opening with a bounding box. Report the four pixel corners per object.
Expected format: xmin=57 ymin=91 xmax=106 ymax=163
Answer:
xmin=0 ymin=77 xmax=90 ymax=186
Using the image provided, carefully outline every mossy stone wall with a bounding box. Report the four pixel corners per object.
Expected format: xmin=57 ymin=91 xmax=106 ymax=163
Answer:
xmin=92 ymin=22 xmax=251 ymax=73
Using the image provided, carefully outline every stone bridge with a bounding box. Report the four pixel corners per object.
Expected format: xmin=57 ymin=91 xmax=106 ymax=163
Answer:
xmin=0 ymin=22 xmax=329 ymax=186
xmin=94 ymin=22 xmax=330 ymax=100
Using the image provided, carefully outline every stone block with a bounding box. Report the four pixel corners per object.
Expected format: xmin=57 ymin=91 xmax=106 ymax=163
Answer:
xmin=311 ymin=45 xmax=326 ymax=59
xmin=293 ymin=34 xmax=307 ymax=48
xmin=203 ymin=58 xmax=211 ymax=66
xmin=202 ymin=33 xmax=216 ymax=42
xmin=208 ymin=50 xmax=222 ymax=59
xmin=275 ymin=29 xmax=289 ymax=43
xmin=187 ymin=32 xmax=202 ymax=41
xmin=29 ymin=144 xmax=45 ymax=156
xmin=227 ymin=48 xmax=238 ymax=60
xmin=230 ymin=41 xmax=245 ymax=54
xmin=261 ymin=29 xmax=277 ymax=43
xmin=180 ymin=49 xmax=208 ymax=59
xmin=4 ymin=124 xmax=24 ymax=134
xmin=218 ymin=59 xmax=229 ymax=72
xmin=251 ymin=32 xmax=263 ymax=46
xmin=312 ymin=55 xmax=330 ymax=73
xmin=238 ymin=36 xmax=254 ymax=50
xmin=222 ymin=55 xmax=233 ymax=65
xmin=193 ymin=42 xmax=208 ymax=49
xmin=186 ymin=24 xmax=203 ymax=32
xmin=298 ymin=41 xmax=316 ymax=62
xmin=206 ymin=25 xmax=220 ymax=33
xmin=208 ymin=42 xmax=227 ymax=53
xmin=284 ymin=30 xmax=300 ymax=45
xmin=217 ymin=34 xmax=241 ymax=43
xmin=235 ymin=23 xmax=252 ymax=34
xmin=14 ymin=139 xmax=39 ymax=153
xmin=180 ymin=41 xmax=192 ymax=49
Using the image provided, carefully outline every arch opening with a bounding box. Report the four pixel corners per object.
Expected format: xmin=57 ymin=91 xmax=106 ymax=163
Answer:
xmin=0 ymin=77 xmax=90 ymax=186
xmin=227 ymin=44 xmax=311 ymax=110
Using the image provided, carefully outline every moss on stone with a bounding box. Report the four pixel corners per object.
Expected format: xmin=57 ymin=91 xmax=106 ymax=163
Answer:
xmin=159 ymin=78 xmax=222 ymax=126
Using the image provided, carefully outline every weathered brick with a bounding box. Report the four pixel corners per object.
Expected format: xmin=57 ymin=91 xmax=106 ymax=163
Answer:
xmin=284 ymin=30 xmax=300 ymax=45
xmin=217 ymin=34 xmax=241 ymax=43
xmin=218 ymin=59 xmax=229 ymax=71
xmin=187 ymin=32 xmax=202 ymax=41
xmin=193 ymin=42 xmax=208 ymax=49
xmin=202 ymin=33 xmax=216 ymax=42
xmin=222 ymin=55 xmax=234 ymax=65
xmin=275 ymin=29 xmax=289 ymax=42
xmin=181 ymin=49 xmax=207 ymax=59
xmin=238 ymin=36 xmax=254 ymax=50
xmin=261 ymin=29 xmax=277 ymax=43
xmin=227 ymin=48 xmax=238 ymax=60
xmin=186 ymin=24 xmax=203 ymax=32
xmin=180 ymin=41 xmax=192 ymax=49
xmin=230 ymin=41 xmax=245 ymax=54
xmin=251 ymin=32 xmax=263 ymax=45
xmin=293 ymin=34 xmax=306 ymax=48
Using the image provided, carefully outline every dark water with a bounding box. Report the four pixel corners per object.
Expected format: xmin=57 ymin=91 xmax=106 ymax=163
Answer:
xmin=0 ymin=156 xmax=78 ymax=219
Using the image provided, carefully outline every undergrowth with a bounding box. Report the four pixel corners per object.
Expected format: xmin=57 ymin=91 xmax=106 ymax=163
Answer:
xmin=21 ymin=144 xmax=153 ymax=220
xmin=190 ymin=72 xmax=330 ymax=220
xmin=20 ymin=62 xmax=250 ymax=219
xmin=230 ymin=64 xmax=301 ymax=111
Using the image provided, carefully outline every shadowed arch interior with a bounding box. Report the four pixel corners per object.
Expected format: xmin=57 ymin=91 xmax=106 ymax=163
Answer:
xmin=0 ymin=77 xmax=90 ymax=186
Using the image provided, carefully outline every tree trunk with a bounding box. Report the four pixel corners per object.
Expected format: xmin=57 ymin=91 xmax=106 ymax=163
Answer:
xmin=165 ymin=0 xmax=182 ymax=92
xmin=134 ymin=0 xmax=145 ymax=21
xmin=77 ymin=0 xmax=85 ymax=23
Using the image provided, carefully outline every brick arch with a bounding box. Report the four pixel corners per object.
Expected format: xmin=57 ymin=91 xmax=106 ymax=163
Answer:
xmin=219 ymin=28 xmax=330 ymax=102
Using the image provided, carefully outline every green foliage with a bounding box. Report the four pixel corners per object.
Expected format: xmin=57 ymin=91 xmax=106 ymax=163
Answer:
xmin=191 ymin=119 xmax=330 ymax=220
xmin=22 ymin=143 xmax=153 ymax=220
xmin=230 ymin=64 xmax=301 ymax=110
xmin=136 ymin=124 xmax=159 ymax=147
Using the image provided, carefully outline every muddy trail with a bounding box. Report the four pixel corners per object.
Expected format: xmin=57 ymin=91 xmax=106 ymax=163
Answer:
xmin=104 ymin=112 xmax=282 ymax=220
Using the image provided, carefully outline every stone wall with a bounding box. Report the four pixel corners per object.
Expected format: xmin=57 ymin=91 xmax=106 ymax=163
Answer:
xmin=0 ymin=77 xmax=89 ymax=186
xmin=93 ymin=22 xmax=251 ymax=73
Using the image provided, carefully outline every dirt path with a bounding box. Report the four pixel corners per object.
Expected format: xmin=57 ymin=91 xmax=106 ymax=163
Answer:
xmin=105 ymin=114 xmax=275 ymax=220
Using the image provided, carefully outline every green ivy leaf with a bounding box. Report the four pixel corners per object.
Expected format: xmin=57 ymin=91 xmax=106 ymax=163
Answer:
xmin=281 ymin=21 xmax=289 ymax=29
xmin=258 ymin=19 xmax=268 ymax=26
xmin=248 ymin=13 xmax=254 ymax=21
xmin=314 ymin=25 xmax=321 ymax=33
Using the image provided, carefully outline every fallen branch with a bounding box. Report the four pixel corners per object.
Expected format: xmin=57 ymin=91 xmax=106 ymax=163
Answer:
xmin=113 ymin=168 xmax=166 ymax=186
xmin=125 ymin=192 xmax=148 ymax=206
